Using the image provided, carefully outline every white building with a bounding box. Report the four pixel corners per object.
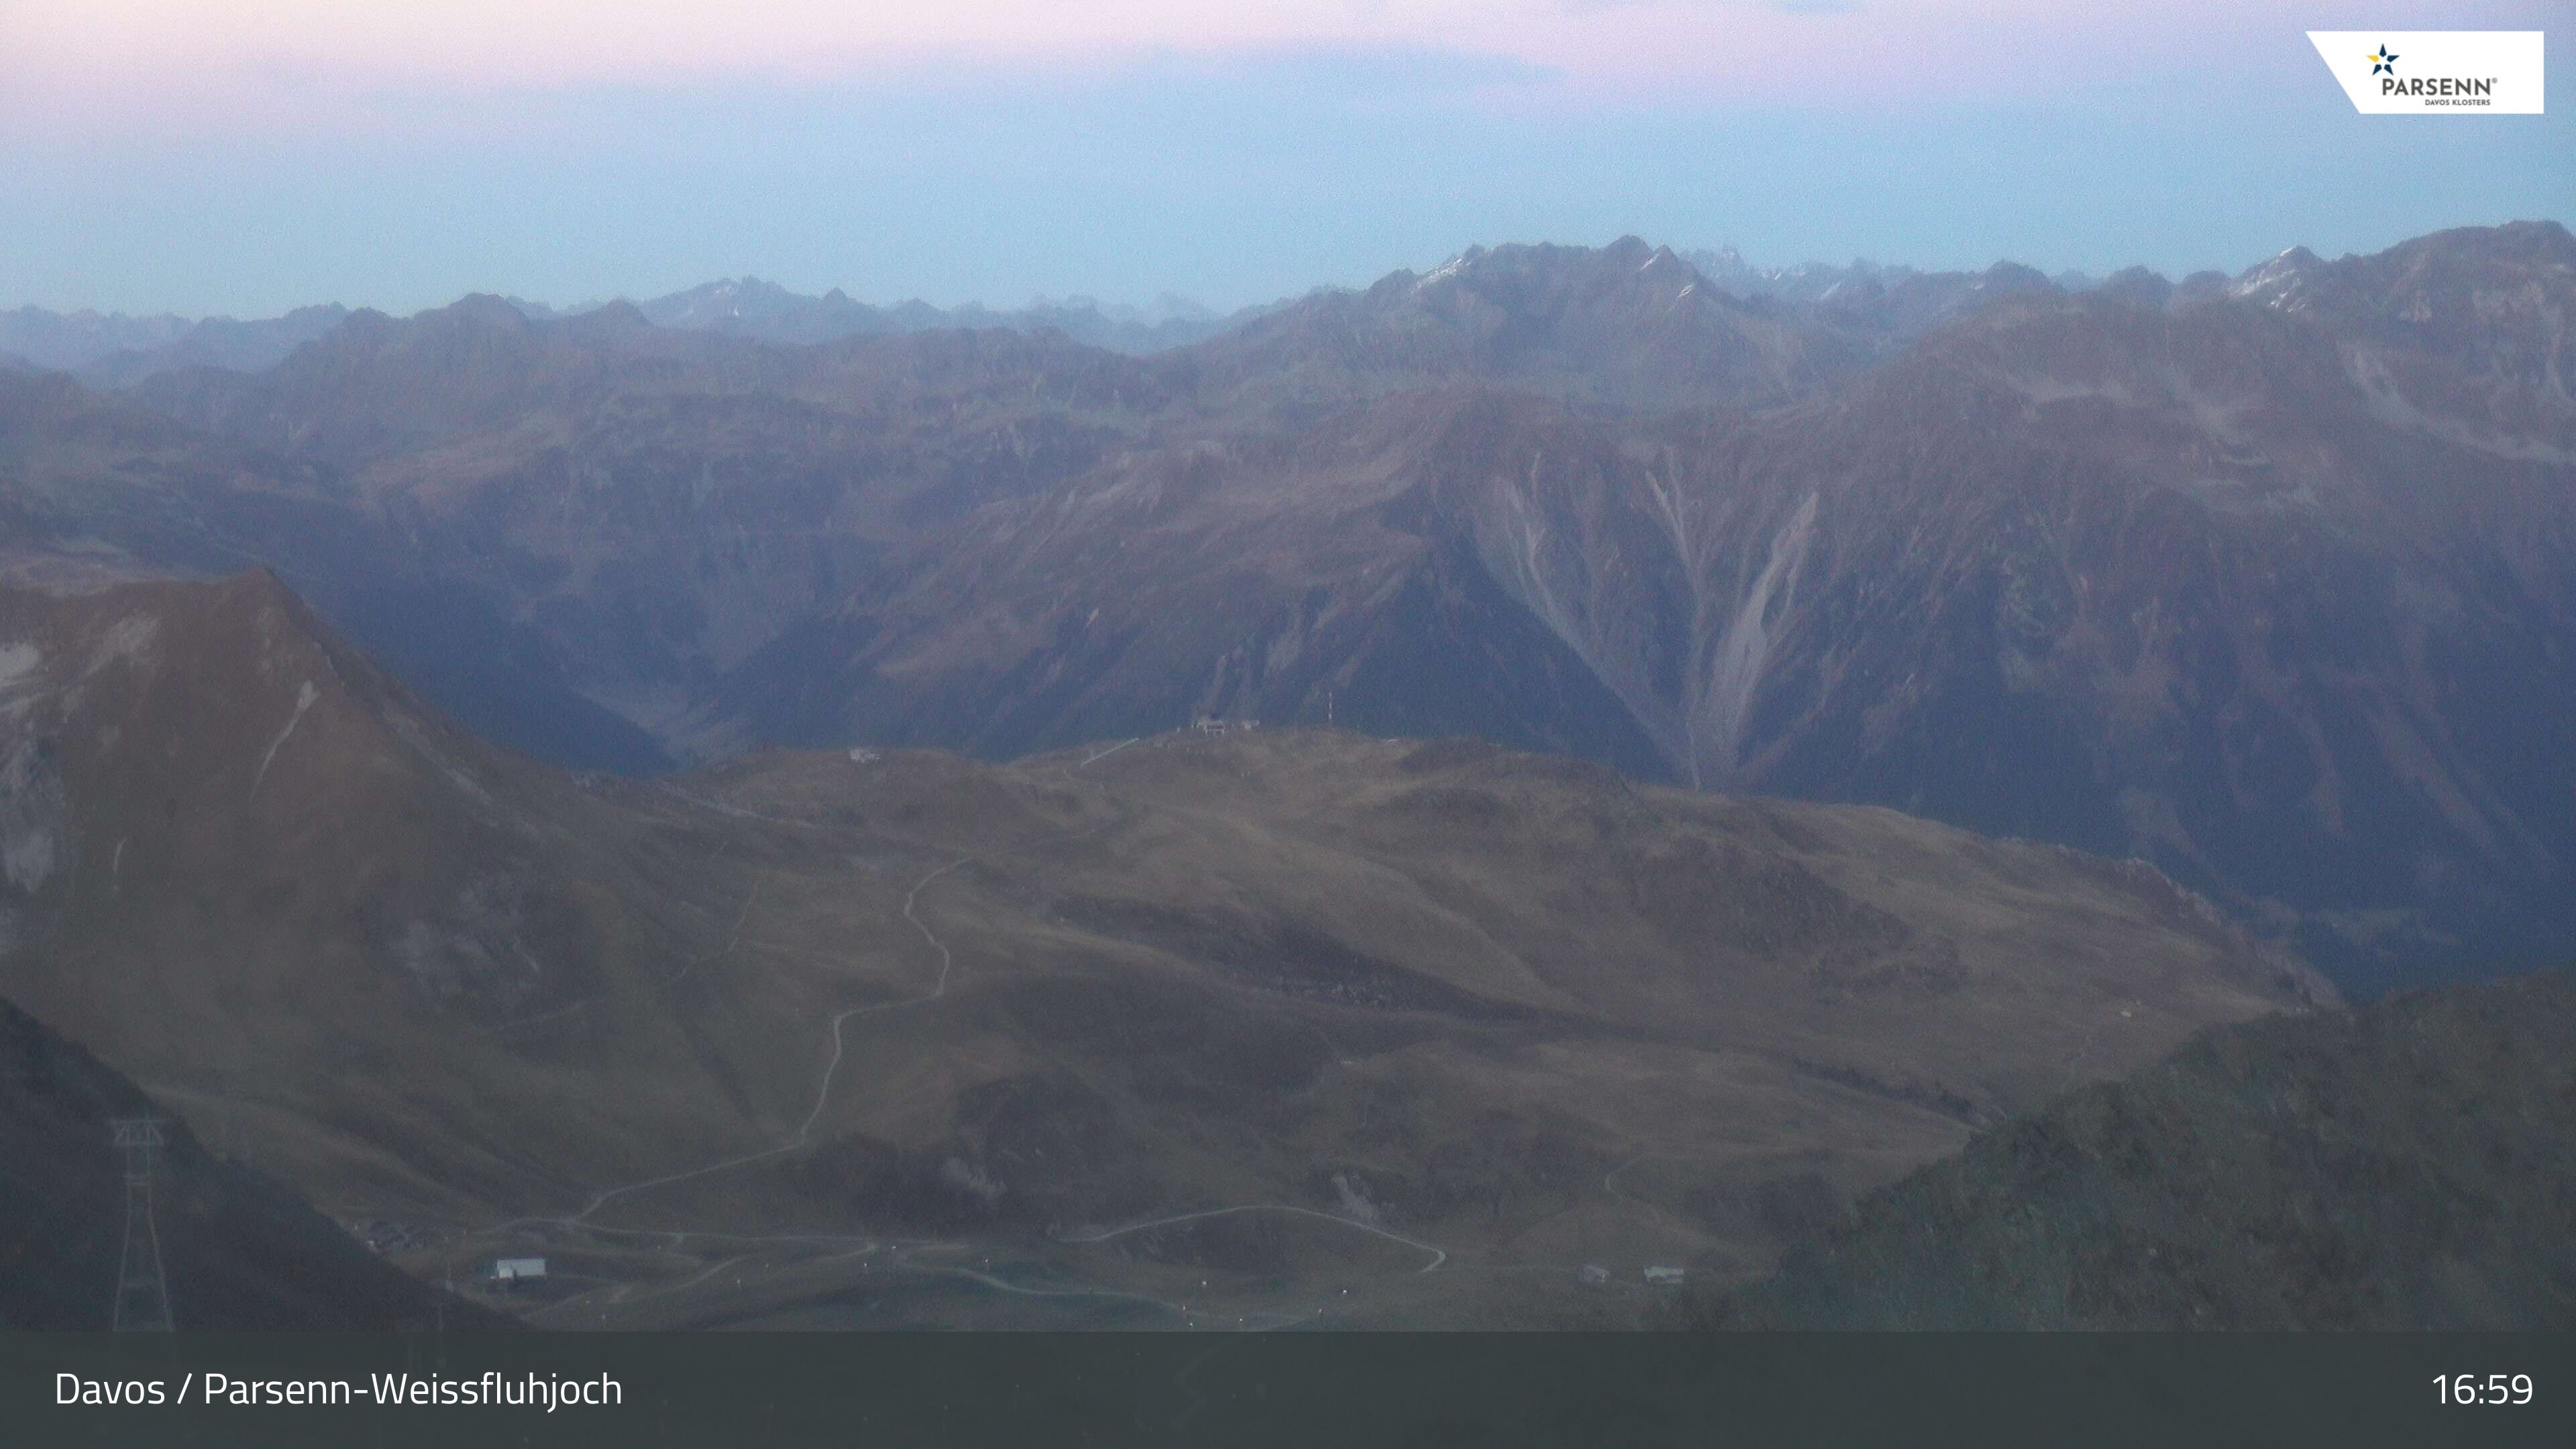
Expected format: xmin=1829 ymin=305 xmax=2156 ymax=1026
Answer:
xmin=1643 ymin=1265 xmax=1686 ymax=1287
xmin=492 ymin=1257 xmax=547 ymax=1282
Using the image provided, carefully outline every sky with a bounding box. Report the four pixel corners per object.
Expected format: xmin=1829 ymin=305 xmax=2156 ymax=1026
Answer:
xmin=2 ymin=1 xmax=2569 ymax=317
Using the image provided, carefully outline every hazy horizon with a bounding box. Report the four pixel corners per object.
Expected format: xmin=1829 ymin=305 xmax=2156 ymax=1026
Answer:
xmin=5 ymin=1 xmax=2567 ymax=318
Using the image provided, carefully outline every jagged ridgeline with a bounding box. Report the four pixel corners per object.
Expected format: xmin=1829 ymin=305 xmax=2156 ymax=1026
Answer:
xmin=4 ymin=223 xmax=2569 ymax=996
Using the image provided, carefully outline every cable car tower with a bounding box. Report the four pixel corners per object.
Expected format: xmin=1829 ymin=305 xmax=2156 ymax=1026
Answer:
xmin=110 ymin=1118 xmax=174 ymax=1332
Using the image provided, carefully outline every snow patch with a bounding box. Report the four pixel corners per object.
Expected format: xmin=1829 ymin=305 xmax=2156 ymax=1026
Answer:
xmin=90 ymin=614 xmax=160 ymax=674
xmin=1332 ymin=1171 xmax=1384 ymax=1225
xmin=0 ymin=737 xmax=66 ymax=895
xmin=1417 ymin=254 xmax=1470 ymax=288
xmin=940 ymin=1158 xmax=1007 ymax=1205
xmin=250 ymin=680 xmax=319 ymax=799
xmin=0 ymin=643 xmax=42 ymax=719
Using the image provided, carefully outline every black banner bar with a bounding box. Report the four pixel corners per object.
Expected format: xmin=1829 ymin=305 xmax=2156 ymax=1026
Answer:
xmin=8 ymin=1332 xmax=2571 ymax=1448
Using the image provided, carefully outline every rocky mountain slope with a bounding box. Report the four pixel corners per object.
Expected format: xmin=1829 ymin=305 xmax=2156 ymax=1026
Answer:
xmin=727 ymin=223 xmax=2576 ymax=992
xmin=1 ymin=223 xmax=2567 ymax=995
xmin=0 ymin=571 xmax=2320 ymax=1326
xmin=9 ymin=303 xmax=1183 ymax=765
xmin=1691 ymin=965 xmax=2576 ymax=1330
xmin=0 ymin=235 xmax=1876 ymax=767
xmin=0 ymin=993 xmax=509 ymax=1330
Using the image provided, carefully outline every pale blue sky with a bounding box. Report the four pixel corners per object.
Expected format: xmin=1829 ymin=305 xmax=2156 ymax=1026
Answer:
xmin=3 ymin=6 xmax=2567 ymax=317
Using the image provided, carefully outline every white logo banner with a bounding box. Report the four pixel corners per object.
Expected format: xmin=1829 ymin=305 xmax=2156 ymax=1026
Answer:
xmin=2307 ymin=31 xmax=2544 ymax=113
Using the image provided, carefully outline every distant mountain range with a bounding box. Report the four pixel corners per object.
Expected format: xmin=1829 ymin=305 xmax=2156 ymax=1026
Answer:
xmin=1 ymin=222 xmax=2569 ymax=998
xmin=1686 ymin=246 xmax=2099 ymax=313
xmin=0 ymin=236 xmax=2117 ymax=382
xmin=0 ymin=280 xmax=1281 ymax=386
xmin=533 ymin=278 xmax=1285 ymax=355
xmin=0 ymin=303 xmax=352 ymax=387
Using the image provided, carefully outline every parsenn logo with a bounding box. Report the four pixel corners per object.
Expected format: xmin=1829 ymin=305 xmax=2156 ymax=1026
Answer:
xmin=2308 ymin=31 xmax=2544 ymax=113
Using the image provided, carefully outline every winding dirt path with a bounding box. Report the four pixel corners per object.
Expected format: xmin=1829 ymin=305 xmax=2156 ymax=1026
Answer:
xmin=479 ymin=737 xmax=1454 ymax=1324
